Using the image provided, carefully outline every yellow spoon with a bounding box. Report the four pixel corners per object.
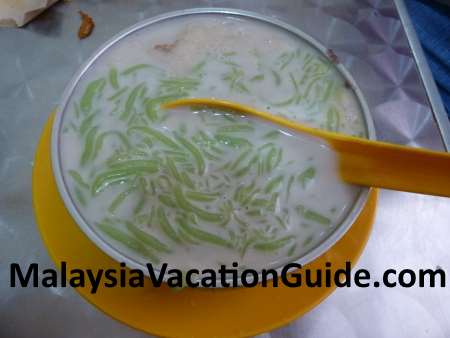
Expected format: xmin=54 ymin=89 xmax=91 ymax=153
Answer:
xmin=162 ymin=98 xmax=450 ymax=198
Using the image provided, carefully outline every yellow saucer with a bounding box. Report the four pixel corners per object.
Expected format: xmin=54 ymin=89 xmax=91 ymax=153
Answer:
xmin=32 ymin=115 xmax=378 ymax=338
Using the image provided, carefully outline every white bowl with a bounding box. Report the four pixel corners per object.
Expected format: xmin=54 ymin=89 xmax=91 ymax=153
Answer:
xmin=51 ymin=8 xmax=376 ymax=287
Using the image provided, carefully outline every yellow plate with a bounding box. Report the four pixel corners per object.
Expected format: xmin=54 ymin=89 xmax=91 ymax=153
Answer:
xmin=32 ymin=115 xmax=378 ymax=338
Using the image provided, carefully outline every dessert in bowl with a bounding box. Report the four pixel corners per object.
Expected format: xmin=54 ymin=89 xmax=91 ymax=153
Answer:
xmin=52 ymin=9 xmax=374 ymax=285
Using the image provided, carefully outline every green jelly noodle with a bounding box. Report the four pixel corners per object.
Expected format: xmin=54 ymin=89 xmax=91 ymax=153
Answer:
xmin=59 ymin=15 xmax=365 ymax=271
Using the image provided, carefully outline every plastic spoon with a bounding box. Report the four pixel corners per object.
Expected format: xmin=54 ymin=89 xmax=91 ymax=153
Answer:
xmin=162 ymin=98 xmax=450 ymax=198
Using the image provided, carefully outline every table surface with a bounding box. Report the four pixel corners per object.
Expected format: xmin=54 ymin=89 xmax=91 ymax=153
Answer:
xmin=1 ymin=1 xmax=449 ymax=337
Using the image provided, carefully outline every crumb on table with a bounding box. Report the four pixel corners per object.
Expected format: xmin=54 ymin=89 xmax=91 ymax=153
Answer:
xmin=78 ymin=10 xmax=94 ymax=39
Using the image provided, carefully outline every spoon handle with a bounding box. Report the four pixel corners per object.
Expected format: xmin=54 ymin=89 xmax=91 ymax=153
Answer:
xmin=333 ymin=137 xmax=450 ymax=197
xmin=162 ymin=98 xmax=450 ymax=197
